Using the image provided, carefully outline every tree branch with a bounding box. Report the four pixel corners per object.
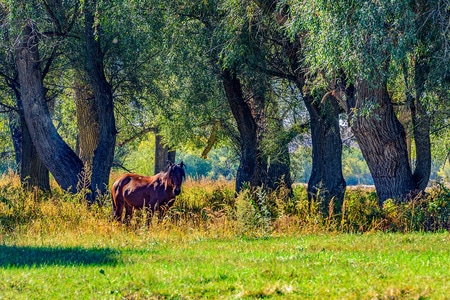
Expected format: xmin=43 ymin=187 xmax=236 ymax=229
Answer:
xmin=117 ymin=127 xmax=156 ymax=147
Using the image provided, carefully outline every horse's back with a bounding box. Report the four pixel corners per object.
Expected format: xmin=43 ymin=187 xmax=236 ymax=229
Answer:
xmin=112 ymin=174 xmax=138 ymax=204
xmin=114 ymin=173 xmax=158 ymax=207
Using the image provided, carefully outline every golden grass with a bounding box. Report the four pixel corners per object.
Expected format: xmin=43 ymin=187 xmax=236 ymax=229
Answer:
xmin=0 ymin=171 xmax=449 ymax=246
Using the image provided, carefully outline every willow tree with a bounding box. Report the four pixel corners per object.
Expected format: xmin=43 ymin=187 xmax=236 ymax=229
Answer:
xmin=0 ymin=2 xmax=51 ymax=190
xmin=254 ymin=0 xmax=346 ymax=210
xmin=176 ymin=0 xmax=295 ymax=192
xmin=12 ymin=1 xmax=84 ymax=193
xmin=285 ymin=0 xmax=449 ymax=203
xmin=406 ymin=0 xmax=450 ymax=190
xmin=82 ymin=0 xmax=117 ymax=200
xmin=160 ymin=1 xmax=267 ymax=193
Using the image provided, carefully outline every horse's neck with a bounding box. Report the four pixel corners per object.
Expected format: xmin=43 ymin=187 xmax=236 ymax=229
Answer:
xmin=158 ymin=171 xmax=172 ymax=189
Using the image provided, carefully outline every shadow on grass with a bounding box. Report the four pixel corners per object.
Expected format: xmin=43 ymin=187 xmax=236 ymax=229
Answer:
xmin=0 ymin=245 xmax=120 ymax=268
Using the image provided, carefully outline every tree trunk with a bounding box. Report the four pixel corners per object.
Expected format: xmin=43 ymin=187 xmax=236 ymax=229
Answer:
xmin=9 ymin=104 xmax=50 ymax=191
xmin=404 ymin=59 xmax=431 ymax=192
xmin=8 ymin=111 xmax=21 ymax=168
xmin=74 ymin=71 xmax=99 ymax=180
xmin=263 ymin=102 xmax=293 ymax=191
xmin=155 ymin=133 xmax=176 ymax=173
xmin=409 ymin=0 xmax=433 ymax=191
xmin=84 ymin=0 xmax=117 ymax=201
xmin=222 ymin=69 xmax=261 ymax=193
xmin=304 ymin=94 xmax=346 ymax=212
xmin=19 ymin=113 xmax=50 ymax=191
xmin=15 ymin=20 xmax=83 ymax=193
xmin=254 ymin=0 xmax=346 ymax=204
xmin=286 ymin=40 xmax=346 ymax=208
xmin=348 ymin=80 xmax=415 ymax=203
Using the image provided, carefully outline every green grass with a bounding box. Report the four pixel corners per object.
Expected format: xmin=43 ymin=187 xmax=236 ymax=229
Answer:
xmin=1 ymin=233 xmax=449 ymax=299
xmin=0 ymin=175 xmax=449 ymax=299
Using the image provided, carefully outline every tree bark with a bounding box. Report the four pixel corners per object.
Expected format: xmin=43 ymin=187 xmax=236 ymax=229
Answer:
xmin=411 ymin=56 xmax=431 ymax=191
xmin=73 ymin=71 xmax=98 ymax=194
xmin=15 ymin=20 xmax=83 ymax=193
xmin=408 ymin=0 xmax=433 ymax=191
xmin=304 ymin=94 xmax=346 ymax=212
xmin=19 ymin=111 xmax=50 ymax=191
xmin=74 ymin=71 xmax=99 ymax=174
xmin=348 ymin=80 xmax=415 ymax=203
xmin=287 ymin=41 xmax=346 ymax=208
xmin=84 ymin=0 xmax=117 ymax=201
xmin=263 ymin=101 xmax=293 ymax=191
xmin=9 ymin=104 xmax=50 ymax=191
xmin=222 ymin=69 xmax=261 ymax=193
xmin=155 ymin=132 xmax=176 ymax=173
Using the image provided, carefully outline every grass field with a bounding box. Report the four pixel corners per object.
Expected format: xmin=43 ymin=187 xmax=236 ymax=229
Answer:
xmin=0 ymin=174 xmax=449 ymax=299
xmin=1 ymin=232 xmax=449 ymax=299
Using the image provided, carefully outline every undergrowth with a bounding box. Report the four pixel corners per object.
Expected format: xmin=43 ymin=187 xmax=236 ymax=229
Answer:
xmin=0 ymin=172 xmax=449 ymax=238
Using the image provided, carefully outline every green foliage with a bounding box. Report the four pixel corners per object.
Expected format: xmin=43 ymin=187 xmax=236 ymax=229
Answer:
xmin=0 ymin=119 xmax=15 ymax=173
xmin=341 ymin=188 xmax=381 ymax=232
xmin=114 ymin=131 xmax=239 ymax=178
xmin=120 ymin=134 xmax=155 ymax=175
xmin=1 ymin=0 xmax=449 ymax=206
xmin=381 ymin=185 xmax=450 ymax=232
xmin=286 ymin=0 xmax=416 ymax=82
xmin=3 ymin=172 xmax=448 ymax=238
xmin=342 ymin=146 xmax=373 ymax=185
xmin=178 ymin=147 xmax=239 ymax=180
xmin=290 ymin=145 xmax=312 ymax=183
xmin=438 ymin=160 xmax=450 ymax=183
xmin=291 ymin=145 xmax=373 ymax=185
xmin=167 ymin=178 xmax=236 ymax=231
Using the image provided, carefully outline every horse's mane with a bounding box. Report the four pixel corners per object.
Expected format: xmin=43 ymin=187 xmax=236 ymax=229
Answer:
xmin=157 ymin=162 xmax=185 ymax=191
xmin=160 ymin=168 xmax=171 ymax=190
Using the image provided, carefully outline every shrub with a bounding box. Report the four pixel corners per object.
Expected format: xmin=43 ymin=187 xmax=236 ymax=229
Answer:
xmin=234 ymin=184 xmax=273 ymax=236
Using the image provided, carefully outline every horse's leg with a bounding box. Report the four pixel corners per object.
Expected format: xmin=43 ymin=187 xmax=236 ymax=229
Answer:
xmin=113 ymin=199 xmax=124 ymax=222
xmin=145 ymin=204 xmax=153 ymax=227
xmin=124 ymin=203 xmax=133 ymax=225
xmin=112 ymin=185 xmax=124 ymax=222
xmin=157 ymin=204 xmax=166 ymax=223
xmin=145 ymin=203 xmax=156 ymax=227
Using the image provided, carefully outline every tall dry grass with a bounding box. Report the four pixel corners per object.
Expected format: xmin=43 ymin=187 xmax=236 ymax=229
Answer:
xmin=1 ymin=172 xmax=449 ymax=244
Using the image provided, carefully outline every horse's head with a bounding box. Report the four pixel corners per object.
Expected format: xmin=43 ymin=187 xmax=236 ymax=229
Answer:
xmin=167 ymin=161 xmax=186 ymax=196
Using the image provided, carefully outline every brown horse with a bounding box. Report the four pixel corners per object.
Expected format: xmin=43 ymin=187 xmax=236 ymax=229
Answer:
xmin=111 ymin=162 xmax=185 ymax=224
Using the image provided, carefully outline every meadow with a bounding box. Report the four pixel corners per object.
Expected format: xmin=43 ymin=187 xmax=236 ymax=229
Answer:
xmin=0 ymin=172 xmax=449 ymax=299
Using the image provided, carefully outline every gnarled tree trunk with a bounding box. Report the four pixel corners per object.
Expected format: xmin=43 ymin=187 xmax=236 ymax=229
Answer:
xmin=287 ymin=40 xmax=346 ymax=209
xmin=222 ymin=70 xmax=291 ymax=193
xmin=9 ymin=103 xmax=50 ymax=191
xmin=15 ymin=20 xmax=83 ymax=192
xmin=348 ymin=80 xmax=415 ymax=203
xmin=19 ymin=112 xmax=50 ymax=191
xmin=84 ymin=0 xmax=117 ymax=201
